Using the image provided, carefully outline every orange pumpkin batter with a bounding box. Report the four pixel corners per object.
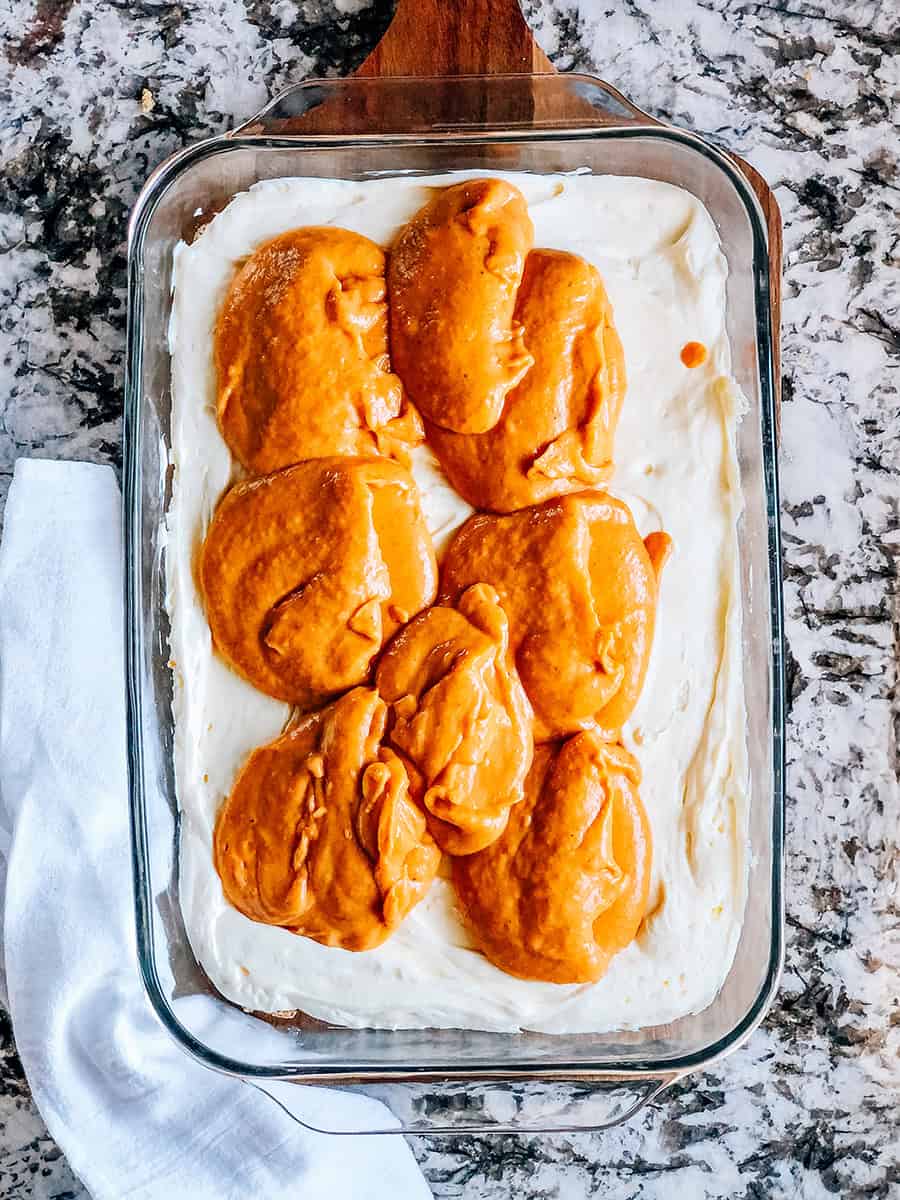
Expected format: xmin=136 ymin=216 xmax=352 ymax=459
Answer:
xmin=388 ymin=178 xmax=534 ymax=434
xmin=453 ymin=733 xmax=651 ymax=983
xmin=440 ymin=494 xmax=671 ymax=741
xmin=215 ymin=227 xmax=422 ymax=474
xmin=680 ymin=340 xmax=708 ymax=368
xmin=376 ymin=583 xmax=534 ymax=855
xmin=200 ymin=457 xmax=437 ymax=707
xmin=428 ymin=249 xmax=626 ymax=512
xmin=214 ymin=687 xmax=440 ymax=950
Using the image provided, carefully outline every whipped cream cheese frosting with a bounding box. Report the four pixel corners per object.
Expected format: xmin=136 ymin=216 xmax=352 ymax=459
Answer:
xmin=167 ymin=172 xmax=749 ymax=1032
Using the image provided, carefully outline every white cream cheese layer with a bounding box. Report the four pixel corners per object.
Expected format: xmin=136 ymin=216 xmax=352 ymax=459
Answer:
xmin=167 ymin=172 xmax=749 ymax=1033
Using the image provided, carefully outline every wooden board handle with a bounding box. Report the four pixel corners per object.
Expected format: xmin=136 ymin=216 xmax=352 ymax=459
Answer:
xmin=357 ymin=0 xmax=553 ymax=77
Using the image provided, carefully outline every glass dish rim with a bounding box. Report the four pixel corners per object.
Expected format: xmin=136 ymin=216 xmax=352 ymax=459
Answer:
xmin=124 ymin=95 xmax=785 ymax=1083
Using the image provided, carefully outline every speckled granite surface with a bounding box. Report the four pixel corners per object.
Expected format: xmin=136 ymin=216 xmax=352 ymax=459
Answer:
xmin=0 ymin=0 xmax=898 ymax=1196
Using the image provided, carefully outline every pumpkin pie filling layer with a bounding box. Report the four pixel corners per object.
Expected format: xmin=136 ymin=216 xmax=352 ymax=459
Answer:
xmin=215 ymin=226 xmax=422 ymax=474
xmin=440 ymin=493 xmax=671 ymax=742
xmin=169 ymin=172 xmax=749 ymax=1033
xmin=214 ymin=687 xmax=440 ymax=951
xmin=427 ymin=248 xmax=626 ymax=512
xmin=453 ymin=734 xmax=651 ymax=984
xmin=376 ymin=583 xmax=534 ymax=856
xmin=200 ymin=457 xmax=437 ymax=707
xmin=388 ymin=178 xmax=534 ymax=435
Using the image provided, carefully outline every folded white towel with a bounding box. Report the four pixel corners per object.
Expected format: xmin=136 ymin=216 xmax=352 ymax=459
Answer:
xmin=0 ymin=458 xmax=431 ymax=1200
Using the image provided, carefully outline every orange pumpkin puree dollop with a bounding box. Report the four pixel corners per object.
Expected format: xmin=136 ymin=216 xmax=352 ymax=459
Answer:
xmin=428 ymin=248 xmax=626 ymax=512
xmin=200 ymin=457 xmax=437 ymax=708
xmin=214 ymin=687 xmax=440 ymax=951
xmin=680 ymin=340 xmax=708 ymax=368
xmin=388 ymin=178 xmax=534 ymax=434
xmin=376 ymin=583 xmax=534 ymax=855
xmin=453 ymin=733 xmax=651 ymax=983
xmin=215 ymin=227 xmax=422 ymax=474
xmin=440 ymin=493 xmax=671 ymax=742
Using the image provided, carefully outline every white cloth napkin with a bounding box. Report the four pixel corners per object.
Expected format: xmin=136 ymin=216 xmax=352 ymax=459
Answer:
xmin=0 ymin=458 xmax=431 ymax=1200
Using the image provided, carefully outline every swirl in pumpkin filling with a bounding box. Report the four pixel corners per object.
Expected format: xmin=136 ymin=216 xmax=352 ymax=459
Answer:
xmin=441 ymin=494 xmax=671 ymax=741
xmin=215 ymin=226 xmax=422 ymax=474
xmin=428 ymin=249 xmax=626 ymax=512
xmin=388 ymin=179 xmax=534 ymax=434
xmin=453 ymin=734 xmax=651 ymax=983
xmin=200 ymin=457 xmax=437 ymax=707
xmin=376 ymin=584 xmax=533 ymax=856
xmin=214 ymin=688 xmax=440 ymax=950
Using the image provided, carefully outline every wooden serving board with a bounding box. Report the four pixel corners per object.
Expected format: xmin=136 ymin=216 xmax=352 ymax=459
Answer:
xmin=300 ymin=0 xmax=782 ymax=412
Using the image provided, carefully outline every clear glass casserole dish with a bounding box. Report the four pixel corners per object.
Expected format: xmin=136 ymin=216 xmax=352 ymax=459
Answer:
xmin=124 ymin=74 xmax=785 ymax=1134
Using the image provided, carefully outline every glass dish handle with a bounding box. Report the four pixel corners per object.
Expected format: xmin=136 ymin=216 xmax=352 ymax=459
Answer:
xmin=231 ymin=73 xmax=660 ymax=139
xmin=246 ymin=1074 xmax=684 ymax=1136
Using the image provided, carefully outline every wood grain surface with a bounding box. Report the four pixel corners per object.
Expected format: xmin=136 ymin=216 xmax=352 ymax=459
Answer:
xmin=357 ymin=0 xmax=554 ymax=77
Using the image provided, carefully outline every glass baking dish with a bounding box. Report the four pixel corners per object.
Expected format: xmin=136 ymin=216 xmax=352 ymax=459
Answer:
xmin=123 ymin=73 xmax=784 ymax=1134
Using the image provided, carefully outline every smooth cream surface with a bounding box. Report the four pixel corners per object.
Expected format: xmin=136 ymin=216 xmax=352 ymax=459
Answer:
xmin=167 ymin=172 xmax=749 ymax=1032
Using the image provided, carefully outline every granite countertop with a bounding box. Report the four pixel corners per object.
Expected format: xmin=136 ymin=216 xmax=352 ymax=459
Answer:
xmin=0 ymin=0 xmax=898 ymax=1196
